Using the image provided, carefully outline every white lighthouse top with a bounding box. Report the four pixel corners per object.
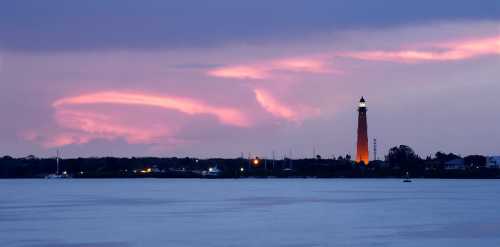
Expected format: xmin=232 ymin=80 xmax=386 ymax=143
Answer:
xmin=359 ymin=97 xmax=366 ymax=107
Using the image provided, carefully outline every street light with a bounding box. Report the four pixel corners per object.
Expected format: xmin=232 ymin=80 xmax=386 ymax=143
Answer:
xmin=251 ymin=157 xmax=261 ymax=168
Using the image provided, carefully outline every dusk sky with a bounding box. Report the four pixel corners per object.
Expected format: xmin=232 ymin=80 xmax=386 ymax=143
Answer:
xmin=1 ymin=1 xmax=499 ymax=158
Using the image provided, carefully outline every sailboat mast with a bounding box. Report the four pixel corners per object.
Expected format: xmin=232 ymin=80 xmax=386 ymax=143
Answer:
xmin=56 ymin=149 xmax=60 ymax=175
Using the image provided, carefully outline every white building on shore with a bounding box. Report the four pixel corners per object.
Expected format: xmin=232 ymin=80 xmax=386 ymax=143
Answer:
xmin=486 ymin=156 xmax=500 ymax=169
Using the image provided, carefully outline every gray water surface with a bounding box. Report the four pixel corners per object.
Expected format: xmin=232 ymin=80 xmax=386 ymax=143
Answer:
xmin=1 ymin=179 xmax=499 ymax=247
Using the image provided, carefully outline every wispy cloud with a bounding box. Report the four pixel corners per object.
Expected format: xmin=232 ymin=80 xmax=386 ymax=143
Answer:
xmin=53 ymin=91 xmax=250 ymax=127
xmin=254 ymin=88 xmax=320 ymax=122
xmin=207 ymin=66 xmax=269 ymax=79
xmin=23 ymin=88 xmax=324 ymax=148
xmin=254 ymin=89 xmax=298 ymax=121
xmin=23 ymin=91 xmax=254 ymax=148
xmin=54 ymin=109 xmax=171 ymax=145
xmin=343 ymin=35 xmax=500 ymax=62
xmin=272 ymin=58 xmax=331 ymax=73
xmin=208 ymin=35 xmax=500 ymax=81
xmin=207 ymin=57 xmax=333 ymax=79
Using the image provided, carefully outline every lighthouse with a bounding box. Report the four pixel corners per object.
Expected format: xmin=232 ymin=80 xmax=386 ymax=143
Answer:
xmin=356 ymin=97 xmax=369 ymax=165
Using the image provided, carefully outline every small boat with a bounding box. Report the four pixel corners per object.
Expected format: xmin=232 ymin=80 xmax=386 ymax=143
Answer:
xmin=45 ymin=149 xmax=71 ymax=179
xmin=45 ymin=173 xmax=71 ymax=179
xmin=403 ymin=171 xmax=412 ymax=183
xmin=204 ymin=166 xmax=222 ymax=178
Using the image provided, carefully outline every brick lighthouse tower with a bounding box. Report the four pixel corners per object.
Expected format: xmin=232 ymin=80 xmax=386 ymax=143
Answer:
xmin=356 ymin=97 xmax=369 ymax=165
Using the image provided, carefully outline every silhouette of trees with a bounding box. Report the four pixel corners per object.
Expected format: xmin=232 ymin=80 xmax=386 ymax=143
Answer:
xmin=464 ymin=155 xmax=486 ymax=168
xmin=385 ymin=145 xmax=423 ymax=175
xmin=386 ymin=145 xmax=419 ymax=164
xmin=0 ymin=146 xmax=497 ymax=178
xmin=434 ymin=152 xmax=461 ymax=163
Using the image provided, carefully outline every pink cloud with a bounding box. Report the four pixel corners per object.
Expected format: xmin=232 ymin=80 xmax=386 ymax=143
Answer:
xmin=207 ymin=56 xmax=333 ymax=79
xmin=23 ymin=89 xmax=325 ymax=149
xmin=54 ymin=110 xmax=171 ymax=144
xmin=254 ymin=88 xmax=298 ymax=121
xmin=343 ymin=35 xmax=500 ymax=63
xmin=445 ymin=35 xmax=500 ymax=56
xmin=23 ymin=91 xmax=255 ymax=148
xmin=207 ymin=65 xmax=268 ymax=79
xmin=272 ymin=58 xmax=330 ymax=73
xmin=254 ymin=88 xmax=320 ymax=122
xmin=21 ymin=109 xmax=172 ymax=148
xmin=41 ymin=133 xmax=92 ymax=148
xmin=53 ymin=91 xmax=250 ymax=127
xmin=20 ymin=129 xmax=93 ymax=148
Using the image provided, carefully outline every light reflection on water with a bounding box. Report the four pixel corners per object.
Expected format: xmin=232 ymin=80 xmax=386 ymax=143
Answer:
xmin=1 ymin=179 xmax=500 ymax=247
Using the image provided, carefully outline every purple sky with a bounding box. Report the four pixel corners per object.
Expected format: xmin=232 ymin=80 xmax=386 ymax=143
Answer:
xmin=1 ymin=1 xmax=499 ymax=158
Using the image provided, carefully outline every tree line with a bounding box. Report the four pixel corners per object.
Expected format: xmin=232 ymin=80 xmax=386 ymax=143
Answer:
xmin=0 ymin=145 xmax=497 ymax=178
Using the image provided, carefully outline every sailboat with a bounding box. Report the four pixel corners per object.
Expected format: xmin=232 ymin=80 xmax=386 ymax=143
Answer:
xmin=45 ymin=149 xmax=71 ymax=179
xmin=403 ymin=171 xmax=412 ymax=183
xmin=203 ymin=164 xmax=222 ymax=178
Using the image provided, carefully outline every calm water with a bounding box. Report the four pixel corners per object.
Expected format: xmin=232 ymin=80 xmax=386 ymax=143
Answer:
xmin=1 ymin=179 xmax=500 ymax=247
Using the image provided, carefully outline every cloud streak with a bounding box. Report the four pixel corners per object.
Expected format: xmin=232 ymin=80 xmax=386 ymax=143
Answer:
xmin=344 ymin=35 xmax=500 ymax=62
xmin=53 ymin=91 xmax=251 ymax=127
xmin=208 ymin=57 xmax=332 ymax=80
xmin=209 ymin=35 xmax=500 ymax=81
xmin=24 ymin=91 xmax=253 ymax=148
xmin=54 ymin=110 xmax=171 ymax=145
xmin=254 ymin=88 xmax=320 ymax=122
xmin=254 ymin=89 xmax=298 ymax=121
xmin=23 ymin=88 xmax=323 ymax=148
xmin=208 ymin=66 xmax=268 ymax=79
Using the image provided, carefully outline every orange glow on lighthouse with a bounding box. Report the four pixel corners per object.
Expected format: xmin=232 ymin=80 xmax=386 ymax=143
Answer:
xmin=356 ymin=97 xmax=369 ymax=165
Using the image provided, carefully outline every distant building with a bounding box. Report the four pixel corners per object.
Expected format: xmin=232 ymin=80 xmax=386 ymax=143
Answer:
xmin=486 ymin=156 xmax=500 ymax=169
xmin=444 ymin=158 xmax=465 ymax=170
xmin=356 ymin=97 xmax=369 ymax=165
xmin=152 ymin=165 xmax=161 ymax=173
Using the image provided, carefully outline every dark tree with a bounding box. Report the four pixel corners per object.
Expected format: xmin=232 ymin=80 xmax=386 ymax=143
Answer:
xmin=385 ymin=145 xmax=422 ymax=175
xmin=434 ymin=152 xmax=461 ymax=163
xmin=345 ymin=154 xmax=351 ymax=161
xmin=464 ymin=155 xmax=486 ymax=168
